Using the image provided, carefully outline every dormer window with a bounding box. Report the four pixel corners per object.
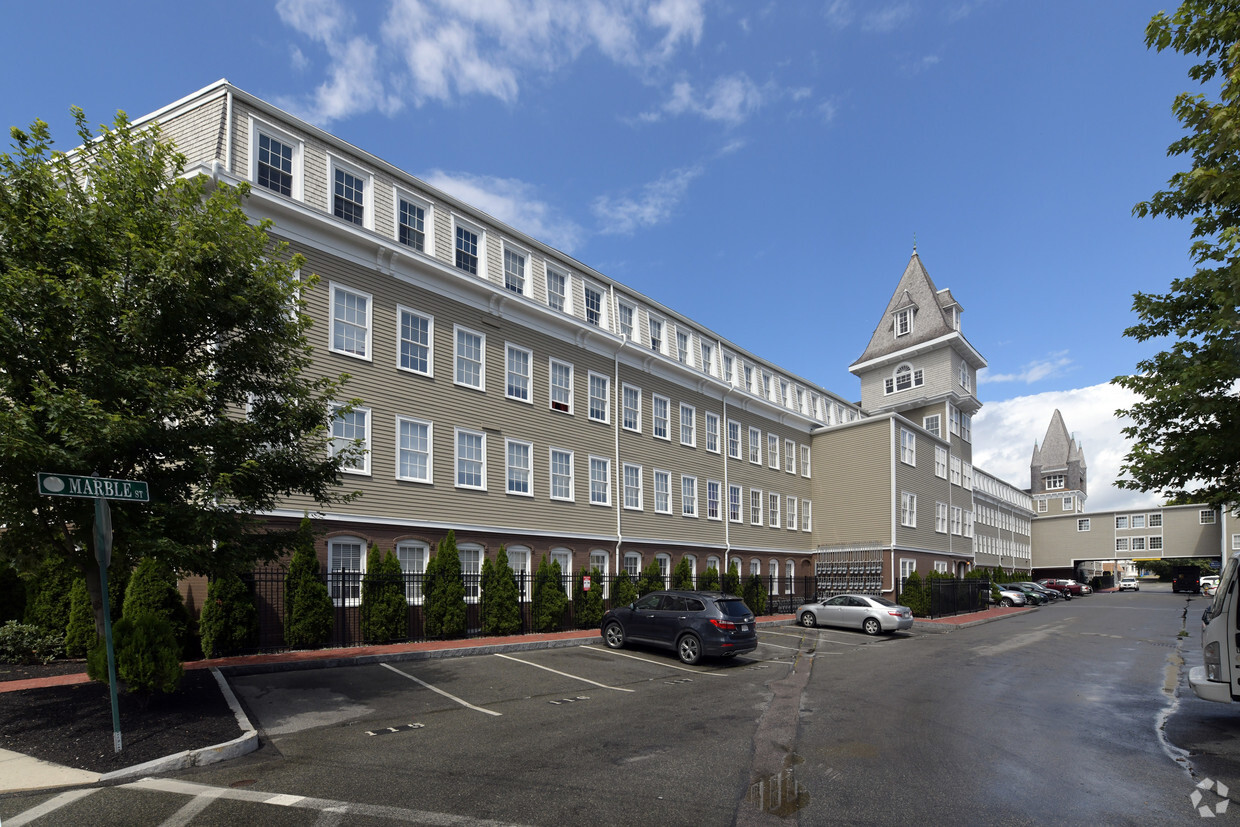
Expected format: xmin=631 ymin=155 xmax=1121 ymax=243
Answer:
xmin=884 ymin=363 xmax=924 ymax=395
xmin=895 ymin=308 xmax=913 ymax=337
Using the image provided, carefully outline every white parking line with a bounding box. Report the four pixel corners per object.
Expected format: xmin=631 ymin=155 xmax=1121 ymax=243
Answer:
xmin=5 ymin=789 xmax=97 ymax=827
xmin=589 ymin=645 xmax=728 ymax=675
xmin=493 ymin=653 xmax=635 ymax=692
xmin=381 ymin=662 xmax=502 ymax=716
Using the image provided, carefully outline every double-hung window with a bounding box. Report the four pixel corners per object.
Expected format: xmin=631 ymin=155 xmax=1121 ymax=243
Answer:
xmin=801 ymin=445 xmax=811 ymax=478
xmin=584 ymin=284 xmax=604 ymax=327
xmin=705 ymin=412 xmax=720 ymax=453
xmin=936 ymin=502 xmax=948 ymax=533
xmin=455 ymin=429 xmax=486 ymax=489
xmin=331 ymin=404 xmax=370 ymax=474
xmin=923 ymin=414 xmax=941 ymax=437
xmin=785 ymin=439 xmax=796 ymax=473
xmin=506 ymin=439 xmax=532 ymax=496
xmin=546 ymin=268 xmax=568 ymax=312
xmin=676 ymin=331 xmax=690 ymax=364
xmin=653 ymin=395 xmax=670 ymax=439
xmin=900 ymin=428 xmax=916 ymax=466
xmin=328 ymin=538 xmax=364 ymax=607
xmin=256 ymin=129 xmax=296 ymax=197
xmin=550 ymin=359 xmax=573 ymax=413
xmin=950 ymin=456 xmax=962 ymax=486
xmin=951 ymin=506 xmax=963 ymax=535
xmin=397 ymin=307 xmax=432 ymax=375
xmin=397 ymin=194 xmax=428 ymax=252
xmin=749 ymin=427 xmax=762 ymax=464
xmin=649 ymin=317 xmax=664 ymax=352
xmin=768 ymin=434 xmax=780 ymax=469
xmin=330 ymin=284 xmax=371 ymax=359
xmin=728 ymin=485 xmax=742 ymax=523
xmin=454 ymin=326 xmax=485 ymax=390
xmin=728 ymin=421 xmax=741 ymax=459
xmin=589 ymin=373 xmax=610 ymax=423
xmin=503 ymin=246 xmax=527 ymax=295
xmin=654 ymin=470 xmax=671 ymax=513
xmin=396 ymin=416 xmax=432 ymax=483
xmin=506 ymin=344 xmax=531 ymax=402
xmin=769 ymin=493 xmax=780 ymax=528
xmin=706 ymin=480 xmax=721 ymax=520
xmin=589 ymin=457 xmax=611 ymax=505
xmin=750 ymin=489 xmax=763 ymax=525
xmin=786 ymin=496 xmax=797 ymax=530
xmin=331 ymin=159 xmax=368 ymax=227
xmin=681 ymin=476 xmax=697 ymax=517
xmin=802 ymin=499 xmax=812 ymax=531
xmin=680 ymin=404 xmax=696 ymax=446
xmin=935 ymin=446 xmax=948 ymax=479
xmin=901 ymin=492 xmax=917 ymax=528
xmin=455 ymin=220 xmax=482 ymax=276
xmin=623 ymin=464 xmax=642 ymax=510
xmin=700 ymin=342 xmax=714 ymax=375
xmin=617 ymin=301 xmax=635 ymax=340
xmin=622 ymin=385 xmax=641 ymax=432
xmin=550 ymin=449 xmax=573 ymax=501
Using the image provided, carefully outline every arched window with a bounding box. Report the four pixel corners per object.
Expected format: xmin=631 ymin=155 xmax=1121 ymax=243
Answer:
xmin=769 ymin=559 xmax=780 ymax=595
xmin=589 ymin=549 xmax=609 ymax=597
xmin=624 ymin=551 xmax=642 ymax=577
xmin=683 ymin=554 xmax=697 ymax=587
xmin=328 ymin=536 xmax=366 ymax=607
xmin=655 ymin=553 xmax=671 ymax=587
xmin=458 ymin=542 xmax=483 ymax=603
xmin=506 ymin=545 xmax=531 ymax=600
xmin=395 ymin=540 xmax=428 ymax=605
xmin=706 ymin=555 xmax=721 ymax=578
xmin=749 ymin=558 xmax=761 ymax=577
xmin=785 ymin=560 xmax=796 ymax=595
xmin=884 ymin=362 xmax=924 ymax=395
xmin=551 ymin=547 xmax=573 ymax=594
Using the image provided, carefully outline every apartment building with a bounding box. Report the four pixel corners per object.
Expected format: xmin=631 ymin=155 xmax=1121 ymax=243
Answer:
xmin=136 ymin=80 xmax=1034 ymax=601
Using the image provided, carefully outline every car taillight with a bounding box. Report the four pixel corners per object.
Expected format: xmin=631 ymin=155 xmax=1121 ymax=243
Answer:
xmin=710 ymin=618 xmax=737 ymax=631
xmin=888 ymin=611 xmax=903 ymax=616
xmin=1205 ymin=641 xmax=1223 ymax=681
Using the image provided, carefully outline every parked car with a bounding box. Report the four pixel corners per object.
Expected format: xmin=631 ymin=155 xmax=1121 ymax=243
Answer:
xmin=1022 ymin=582 xmax=1061 ymax=601
xmin=1201 ymin=575 xmax=1220 ymax=591
xmin=796 ymin=594 xmax=914 ymax=635
xmin=993 ymin=587 xmax=1028 ymax=608
xmin=1000 ymin=583 xmax=1045 ymax=606
xmin=601 ymin=590 xmax=757 ymax=665
xmin=1118 ymin=577 xmax=1140 ymax=592
xmin=1038 ymin=578 xmax=1084 ymax=596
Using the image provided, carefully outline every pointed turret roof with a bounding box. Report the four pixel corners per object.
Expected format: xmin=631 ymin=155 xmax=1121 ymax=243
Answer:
xmin=850 ymin=252 xmax=983 ymax=369
xmin=1036 ymin=409 xmax=1086 ymax=471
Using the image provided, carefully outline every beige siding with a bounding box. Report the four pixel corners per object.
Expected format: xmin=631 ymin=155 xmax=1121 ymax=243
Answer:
xmin=811 ymin=420 xmax=892 ymax=547
xmin=893 ymin=425 xmax=955 ymax=553
xmin=160 ymin=97 xmax=226 ymax=170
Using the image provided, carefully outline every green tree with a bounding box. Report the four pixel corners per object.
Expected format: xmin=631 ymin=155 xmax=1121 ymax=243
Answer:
xmin=0 ymin=562 xmax=24 ymax=624
xmin=573 ymin=567 xmax=606 ymax=630
xmin=742 ymin=574 xmax=768 ymax=616
xmin=671 ymin=558 xmax=694 ymax=590
xmin=64 ymin=578 xmax=97 ymax=658
xmin=361 ymin=545 xmax=407 ymax=645
xmin=0 ymin=110 xmax=359 ymax=637
xmin=425 ymin=532 xmax=467 ymax=639
xmin=123 ymin=557 xmax=195 ymax=658
xmin=722 ymin=562 xmax=741 ymax=596
xmin=20 ymin=554 xmax=76 ymax=636
xmin=284 ymin=517 xmax=333 ymax=650
xmin=900 ymin=571 xmax=929 ymax=618
xmin=1118 ymin=3 xmax=1240 ymax=508
xmin=481 ymin=546 xmax=522 ymax=637
xmin=198 ymin=570 xmax=259 ymax=659
xmin=698 ymin=565 xmax=721 ymax=592
xmin=532 ymin=556 xmax=569 ymax=633
xmin=637 ymin=560 xmax=664 ymax=596
xmin=611 ymin=570 xmax=639 ymax=608
xmin=88 ymin=612 xmax=183 ymax=698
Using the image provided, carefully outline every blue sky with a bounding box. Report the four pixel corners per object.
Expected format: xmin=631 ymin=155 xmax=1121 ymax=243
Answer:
xmin=1 ymin=1 xmax=1202 ymax=511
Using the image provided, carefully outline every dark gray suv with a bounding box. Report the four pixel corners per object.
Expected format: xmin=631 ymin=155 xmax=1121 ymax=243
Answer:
xmin=601 ymin=590 xmax=758 ymax=664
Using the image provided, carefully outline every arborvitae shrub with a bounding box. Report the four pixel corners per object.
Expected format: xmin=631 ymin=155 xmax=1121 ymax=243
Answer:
xmin=199 ymin=571 xmax=259 ymax=659
xmin=699 ymin=566 xmax=721 ymax=592
xmin=284 ymin=517 xmax=333 ymax=649
xmin=722 ymin=563 xmax=741 ymax=596
xmin=637 ymin=560 xmax=664 ymax=596
xmin=481 ymin=547 xmax=522 ymax=636
xmin=742 ymin=574 xmax=768 ymax=616
xmin=64 ymin=579 xmax=97 ymax=658
xmin=123 ymin=557 xmax=197 ymax=659
xmin=612 ymin=570 xmax=638 ymax=608
xmin=671 ymin=558 xmax=694 ymax=590
xmin=573 ymin=567 xmax=606 ymax=629
xmin=426 ymin=532 xmax=467 ymax=639
xmin=900 ymin=571 xmax=929 ymax=617
xmin=88 ymin=612 xmax=183 ymax=696
xmin=22 ymin=555 xmax=76 ymax=635
xmin=361 ymin=546 xmax=407 ymax=645
xmin=532 ymin=556 xmax=568 ymax=633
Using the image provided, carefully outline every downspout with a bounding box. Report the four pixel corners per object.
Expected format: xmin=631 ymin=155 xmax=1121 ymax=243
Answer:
xmin=224 ymin=89 xmax=233 ymax=175
xmin=722 ymin=386 xmax=733 ymax=573
xmin=890 ymin=417 xmax=898 ymax=596
xmin=613 ymin=330 xmax=625 ymax=582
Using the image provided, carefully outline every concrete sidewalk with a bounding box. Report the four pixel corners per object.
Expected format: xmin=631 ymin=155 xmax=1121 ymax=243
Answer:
xmin=0 ymin=608 xmax=1026 ymax=794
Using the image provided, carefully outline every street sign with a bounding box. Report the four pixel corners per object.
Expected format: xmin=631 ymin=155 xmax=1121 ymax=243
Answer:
xmin=37 ymin=473 xmax=149 ymax=502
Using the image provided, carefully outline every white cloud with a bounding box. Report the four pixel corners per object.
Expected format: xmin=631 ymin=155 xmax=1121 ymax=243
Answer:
xmin=972 ymin=382 xmax=1162 ymax=514
xmin=591 ymin=165 xmax=705 ymax=235
xmin=649 ymin=73 xmax=768 ymax=125
xmin=421 ymin=170 xmax=585 ymax=254
xmin=980 ymin=351 xmax=1074 ymax=385
xmin=862 ymin=2 xmax=914 ymax=33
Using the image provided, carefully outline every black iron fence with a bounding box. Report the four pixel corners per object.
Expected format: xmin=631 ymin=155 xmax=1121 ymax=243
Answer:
xmin=241 ymin=569 xmax=822 ymax=655
xmin=926 ymin=578 xmax=991 ymax=619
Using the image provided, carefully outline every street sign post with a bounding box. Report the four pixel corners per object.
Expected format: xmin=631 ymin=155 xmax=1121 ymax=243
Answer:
xmin=37 ymin=472 xmax=148 ymax=753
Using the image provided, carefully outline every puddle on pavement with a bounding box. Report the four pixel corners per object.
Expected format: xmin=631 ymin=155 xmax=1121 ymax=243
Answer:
xmin=745 ymin=755 xmax=810 ymax=818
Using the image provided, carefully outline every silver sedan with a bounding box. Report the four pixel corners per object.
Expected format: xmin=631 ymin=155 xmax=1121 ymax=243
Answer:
xmin=796 ymin=594 xmax=914 ymax=635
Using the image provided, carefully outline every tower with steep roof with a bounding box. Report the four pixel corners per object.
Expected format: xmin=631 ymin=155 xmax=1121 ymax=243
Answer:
xmin=1030 ymin=409 xmax=1088 ymax=515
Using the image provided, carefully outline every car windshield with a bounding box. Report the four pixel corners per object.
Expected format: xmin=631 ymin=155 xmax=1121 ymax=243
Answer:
xmin=716 ymin=599 xmax=752 ymax=618
xmin=1207 ymin=554 xmax=1239 ymax=621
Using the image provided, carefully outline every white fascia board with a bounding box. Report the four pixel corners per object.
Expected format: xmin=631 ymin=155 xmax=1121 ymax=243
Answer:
xmin=849 ymin=331 xmax=988 ymax=375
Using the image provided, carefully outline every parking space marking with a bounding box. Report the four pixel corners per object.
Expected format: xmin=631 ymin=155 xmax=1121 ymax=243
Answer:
xmin=757 ymin=639 xmax=809 ymax=652
xmin=493 ymin=653 xmax=635 ymax=692
xmin=589 ymin=645 xmax=728 ymax=675
xmin=381 ymin=662 xmax=503 ymax=716
xmin=365 ymin=723 xmax=425 ymax=736
xmin=762 ymin=627 xmax=868 ymax=646
xmin=5 ymin=789 xmax=98 ymax=827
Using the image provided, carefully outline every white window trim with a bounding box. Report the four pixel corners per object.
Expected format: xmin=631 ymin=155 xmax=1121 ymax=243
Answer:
xmin=801 ymin=445 xmax=811 ymax=478
xmin=617 ymin=300 xmax=636 ymax=341
xmin=549 ymin=358 xmax=574 ymax=414
xmin=589 ymin=455 xmax=611 ymax=506
xmin=768 ymin=434 xmax=780 ymax=469
xmin=801 ymin=499 xmax=812 ymax=532
xmin=647 ymin=312 xmax=667 ymax=355
xmin=901 ymin=491 xmax=917 ymax=528
xmin=582 ymin=279 xmax=608 ymax=328
xmin=329 ymin=282 xmax=372 ymax=361
xmin=454 ymin=427 xmax=487 ymax=491
xmin=588 ymin=371 xmax=611 ymax=424
xmin=623 ymin=463 xmax=643 ymax=511
xmin=505 ymin=438 xmax=534 ymax=497
xmin=749 ymin=426 xmax=762 ymax=465
xmin=622 ymin=384 xmax=642 ymax=433
xmin=327 ymin=536 xmax=366 ymax=608
xmin=451 ymin=213 xmax=488 ymax=280
xmin=728 ymin=420 xmax=742 ymax=459
xmin=453 ymin=325 xmax=487 ymax=391
xmin=248 ymin=116 xmax=303 ymax=201
xmin=653 ymin=469 xmax=672 ymax=514
xmin=396 ymin=304 xmax=434 ymax=377
xmin=769 ymin=492 xmax=781 ymax=528
xmin=705 ymin=412 xmax=721 ymax=454
xmin=393 ymin=187 xmax=434 ymax=256
xmin=729 ymin=484 xmax=743 ymax=523
xmin=681 ymin=475 xmax=698 ymax=518
xmin=331 ymin=403 xmax=371 ymax=476
xmin=786 ymin=495 xmax=797 ymax=530
xmin=785 ymin=438 xmax=796 ymax=474
xmin=327 ymin=153 xmax=374 ymax=230
xmin=900 ymin=428 xmax=916 ymax=466
xmin=394 ymin=415 xmax=433 ymax=484
xmin=545 ymin=265 xmax=572 ymax=314
xmin=505 ymin=342 xmax=533 ymax=403
xmin=549 ymin=447 xmax=575 ymax=502
xmin=750 ymin=489 xmax=763 ymax=526
xmin=680 ymin=404 xmax=696 ymax=447
xmin=706 ymin=480 xmax=722 ymax=522
xmin=501 ymin=238 xmax=532 ymax=297
xmin=652 ymin=394 xmax=671 ymax=440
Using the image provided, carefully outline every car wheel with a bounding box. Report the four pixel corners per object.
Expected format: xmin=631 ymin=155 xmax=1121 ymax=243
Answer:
xmin=603 ymin=621 xmax=625 ymax=650
xmin=800 ymin=611 xmax=817 ymax=628
xmin=999 ymin=598 xmax=1013 ymax=607
xmin=863 ymin=617 xmax=882 ymax=636
xmin=677 ymin=634 xmax=702 ymax=665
